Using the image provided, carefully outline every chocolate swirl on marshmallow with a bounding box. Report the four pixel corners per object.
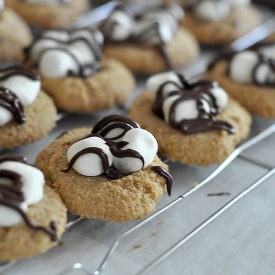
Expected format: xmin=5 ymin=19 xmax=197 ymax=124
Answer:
xmin=148 ymin=72 xmax=235 ymax=134
xmin=101 ymin=3 xmax=183 ymax=69
xmin=0 ymin=155 xmax=57 ymax=241
xmin=63 ymin=115 xmax=172 ymax=195
xmin=24 ymin=28 xmax=104 ymax=78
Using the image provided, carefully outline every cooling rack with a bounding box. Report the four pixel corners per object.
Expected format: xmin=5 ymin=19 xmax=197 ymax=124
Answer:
xmin=1 ymin=2 xmax=275 ymax=275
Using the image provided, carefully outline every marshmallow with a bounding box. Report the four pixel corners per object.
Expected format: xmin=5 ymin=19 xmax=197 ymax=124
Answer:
xmin=229 ymin=0 xmax=251 ymax=8
xmin=146 ymin=71 xmax=182 ymax=100
xmin=209 ymin=86 xmax=228 ymax=111
xmin=259 ymin=45 xmax=275 ymax=60
xmin=0 ymin=161 xmax=45 ymax=227
xmin=42 ymin=30 xmax=70 ymax=42
xmin=70 ymin=29 xmax=104 ymax=47
xmin=67 ymin=136 xmax=113 ymax=176
xmin=113 ymin=128 xmax=158 ymax=174
xmin=0 ymin=106 xmax=13 ymax=127
xmin=194 ymin=1 xmax=231 ymax=21
xmin=254 ymin=63 xmax=271 ymax=85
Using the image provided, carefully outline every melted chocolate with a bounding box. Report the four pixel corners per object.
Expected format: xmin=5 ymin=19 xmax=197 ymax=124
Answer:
xmin=24 ymin=29 xmax=103 ymax=78
xmin=153 ymin=75 xmax=235 ymax=134
xmin=151 ymin=166 xmax=173 ymax=196
xmin=0 ymin=65 xmax=40 ymax=81
xmin=0 ymin=156 xmax=57 ymax=241
xmin=207 ymin=192 xmax=230 ymax=196
xmin=0 ymin=87 xmax=26 ymax=124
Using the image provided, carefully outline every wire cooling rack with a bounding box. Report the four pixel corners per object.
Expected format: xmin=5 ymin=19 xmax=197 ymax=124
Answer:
xmin=1 ymin=3 xmax=275 ymax=275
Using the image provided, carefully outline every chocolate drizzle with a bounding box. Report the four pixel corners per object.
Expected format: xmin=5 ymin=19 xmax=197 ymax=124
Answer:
xmin=0 ymin=65 xmax=40 ymax=81
xmin=0 ymin=155 xmax=57 ymax=241
xmin=24 ymin=28 xmax=103 ymax=78
xmin=151 ymin=166 xmax=173 ymax=196
xmin=0 ymin=87 xmax=26 ymax=124
xmin=153 ymin=75 xmax=235 ymax=134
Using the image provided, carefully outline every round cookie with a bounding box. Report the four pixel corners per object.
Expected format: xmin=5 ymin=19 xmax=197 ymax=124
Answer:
xmin=101 ymin=3 xmax=199 ymax=74
xmin=5 ymin=0 xmax=89 ymax=29
xmin=24 ymin=28 xmax=135 ymax=112
xmin=0 ymin=156 xmax=67 ymax=261
xmin=205 ymin=46 xmax=275 ymax=118
xmin=130 ymin=72 xmax=251 ymax=166
xmin=0 ymin=65 xmax=56 ymax=149
xmin=36 ymin=116 xmax=171 ymax=222
xmin=179 ymin=1 xmax=261 ymax=45
xmin=0 ymin=7 xmax=32 ymax=62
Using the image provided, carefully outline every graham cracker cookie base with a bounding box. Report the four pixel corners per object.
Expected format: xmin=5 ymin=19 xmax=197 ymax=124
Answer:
xmin=0 ymin=91 xmax=56 ymax=149
xmin=0 ymin=186 xmax=67 ymax=261
xmin=104 ymin=28 xmax=199 ymax=74
xmin=5 ymin=0 xmax=89 ymax=29
xmin=0 ymin=8 xmax=32 ymax=62
xmin=130 ymin=93 xmax=251 ymax=166
xmin=205 ymin=60 xmax=275 ymax=118
xmin=180 ymin=6 xmax=261 ymax=45
xmin=36 ymin=128 xmax=168 ymax=222
xmin=41 ymin=58 xmax=135 ymax=113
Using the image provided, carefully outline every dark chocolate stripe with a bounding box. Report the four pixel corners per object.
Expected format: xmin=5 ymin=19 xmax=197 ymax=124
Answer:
xmin=0 ymin=65 xmax=40 ymax=81
xmin=151 ymin=166 xmax=173 ymax=196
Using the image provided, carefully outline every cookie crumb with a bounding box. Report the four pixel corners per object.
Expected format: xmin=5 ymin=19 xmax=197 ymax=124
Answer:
xmin=193 ymin=182 xmax=199 ymax=188
xmin=133 ymin=244 xmax=142 ymax=249
xmin=152 ymin=232 xmax=158 ymax=237
xmin=58 ymin=241 xmax=64 ymax=246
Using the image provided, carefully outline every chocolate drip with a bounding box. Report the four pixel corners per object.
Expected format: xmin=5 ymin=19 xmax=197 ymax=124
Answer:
xmin=0 ymin=159 xmax=57 ymax=241
xmin=0 ymin=155 xmax=27 ymax=164
xmin=92 ymin=114 xmax=139 ymax=139
xmin=0 ymin=87 xmax=26 ymax=124
xmin=0 ymin=65 xmax=40 ymax=81
xmin=207 ymin=192 xmax=230 ymax=196
xmin=62 ymin=147 xmax=123 ymax=180
xmin=24 ymin=29 xmax=103 ymax=78
xmin=151 ymin=166 xmax=173 ymax=196
xmin=153 ymin=75 xmax=235 ymax=134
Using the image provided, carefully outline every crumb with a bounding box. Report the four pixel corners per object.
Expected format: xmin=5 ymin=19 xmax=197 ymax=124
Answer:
xmin=193 ymin=182 xmax=199 ymax=188
xmin=68 ymin=229 xmax=72 ymax=232
xmin=152 ymin=232 xmax=158 ymax=236
xmin=58 ymin=241 xmax=64 ymax=246
xmin=133 ymin=244 xmax=142 ymax=249
xmin=157 ymin=221 xmax=164 ymax=225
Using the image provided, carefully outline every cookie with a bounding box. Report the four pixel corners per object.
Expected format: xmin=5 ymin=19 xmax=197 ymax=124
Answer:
xmin=5 ymin=0 xmax=89 ymax=29
xmin=0 ymin=4 xmax=32 ymax=62
xmin=205 ymin=45 xmax=275 ymax=117
xmin=130 ymin=72 xmax=251 ymax=166
xmin=0 ymin=65 xmax=56 ymax=148
xmin=24 ymin=28 xmax=135 ymax=112
xmin=0 ymin=155 xmax=67 ymax=261
xmin=101 ymin=3 xmax=199 ymax=74
xmin=179 ymin=0 xmax=261 ymax=45
xmin=36 ymin=115 xmax=172 ymax=222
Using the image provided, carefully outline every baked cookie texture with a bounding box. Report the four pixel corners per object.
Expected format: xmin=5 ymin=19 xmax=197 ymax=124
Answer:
xmin=36 ymin=128 xmax=168 ymax=222
xmin=180 ymin=6 xmax=261 ymax=45
xmin=41 ymin=58 xmax=135 ymax=112
xmin=0 ymin=8 xmax=32 ymax=62
xmin=5 ymin=0 xmax=89 ymax=29
xmin=130 ymin=93 xmax=251 ymax=166
xmin=0 ymin=91 xmax=56 ymax=148
xmin=104 ymin=28 xmax=199 ymax=74
xmin=205 ymin=60 xmax=275 ymax=118
xmin=0 ymin=185 xmax=67 ymax=261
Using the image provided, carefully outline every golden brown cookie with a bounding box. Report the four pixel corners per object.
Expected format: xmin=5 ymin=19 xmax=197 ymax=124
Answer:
xmin=41 ymin=58 xmax=135 ymax=112
xmin=0 ymin=185 xmax=67 ymax=261
xmin=0 ymin=91 xmax=56 ymax=148
xmin=36 ymin=127 xmax=169 ymax=222
xmin=180 ymin=6 xmax=261 ymax=45
xmin=104 ymin=28 xmax=199 ymax=74
xmin=205 ymin=60 xmax=275 ymax=118
xmin=5 ymin=0 xmax=89 ymax=29
xmin=0 ymin=8 xmax=32 ymax=62
xmin=130 ymin=92 xmax=251 ymax=166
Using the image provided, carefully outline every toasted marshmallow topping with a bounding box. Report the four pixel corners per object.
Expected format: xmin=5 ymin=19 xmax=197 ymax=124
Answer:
xmin=0 ymin=66 xmax=40 ymax=126
xmin=25 ymin=29 xmax=104 ymax=79
xmin=102 ymin=3 xmax=184 ymax=46
xmin=146 ymin=71 xmax=234 ymax=134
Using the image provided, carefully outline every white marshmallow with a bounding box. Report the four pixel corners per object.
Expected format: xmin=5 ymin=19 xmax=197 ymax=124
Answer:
xmin=39 ymin=48 xmax=79 ymax=79
xmin=228 ymin=0 xmax=251 ymax=8
xmin=67 ymin=136 xmax=113 ymax=177
xmin=0 ymin=203 xmax=28 ymax=227
xmin=194 ymin=1 xmax=230 ymax=21
xmin=0 ymin=106 xmax=13 ymax=127
xmin=30 ymin=39 xmax=61 ymax=61
xmin=70 ymin=29 xmax=104 ymax=46
xmin=42 ymin=30 xmax=70 ymax=42
xmin=0 ymin=75 xmax=41 ymax=106
xmin=259 ymin=45 xmax=275 ymax=60
xmin=113 ymin=128 xmax=158 ymax=174
xmin=146 ymin=71 xmax=182 ymax=100
xmin=209 ymin=87 xmax=228 ymax=111
xmin=70 ymin=40 xmax=96 ymax=64
xmin=229 ymin=51 xmax=259 ymax=84
xmin=254 ymin=63 xmax=270 ymax=84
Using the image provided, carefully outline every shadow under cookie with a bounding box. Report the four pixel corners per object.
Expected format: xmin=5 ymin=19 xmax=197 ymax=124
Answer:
xmin=41 ymin=58 xmax=135 ymax=113
xmin=0 ymin=91 xmax=56 ymax=149
xmin=36 ymin=128 xmax=168 ymax=222
xmin=130 ymin=93 xmax=251 ymax=166
xmin=205 ymin=60 xmax=275 ymax=118
xmin=0 ymin=186 xmax=67 ymax=261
